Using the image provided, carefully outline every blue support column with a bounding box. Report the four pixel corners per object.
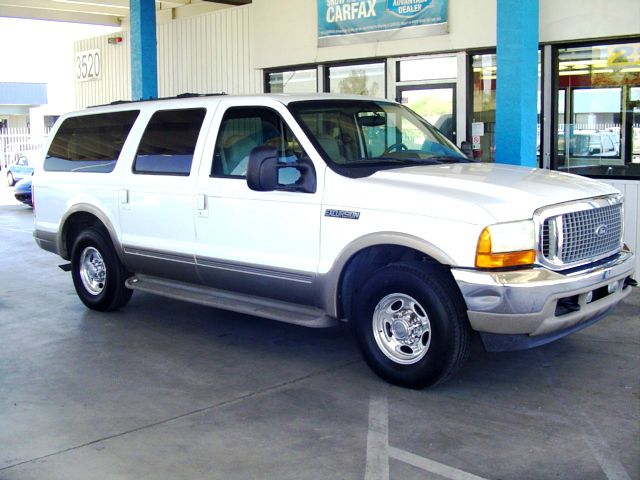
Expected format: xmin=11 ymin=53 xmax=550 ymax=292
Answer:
xmin=495 ymin=0 xmax=539 ymax=167
xmin=130 ymin=0 xmax=158 ymax=100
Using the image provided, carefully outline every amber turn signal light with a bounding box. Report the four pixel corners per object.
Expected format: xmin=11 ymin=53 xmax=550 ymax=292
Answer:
xmin=475 ymin=227 xmax=536 ymax=268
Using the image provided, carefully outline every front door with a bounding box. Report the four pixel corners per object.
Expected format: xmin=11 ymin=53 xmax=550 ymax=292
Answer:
xmin=194 ymin=99 xmax=324 ymax=305
xmin=397 ymin=84 xmax=457 ymax=144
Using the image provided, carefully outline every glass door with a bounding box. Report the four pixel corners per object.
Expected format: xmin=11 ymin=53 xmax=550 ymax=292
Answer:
xmin=628 ymin=87 xmax=640 ymax=164
xmin=397 ymin=84 xmax=457 ymax=144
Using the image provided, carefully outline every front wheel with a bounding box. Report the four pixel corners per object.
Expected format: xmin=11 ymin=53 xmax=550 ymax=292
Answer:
xmin=352 ymin=263 xmax=470 ymax=388
xmin=71 ymin=227 xmax=132 ymax=311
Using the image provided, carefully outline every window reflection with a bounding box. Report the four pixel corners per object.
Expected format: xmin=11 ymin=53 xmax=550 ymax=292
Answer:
xmin=555 ymin=42 xmax=640 ymax=178
xmin=267 ymin=69 xmax=317 ymax=94
xmin=470 ymin=54 xmax=497 ymax=162
xmin=327 ymin=62 xmax=385 ymax=98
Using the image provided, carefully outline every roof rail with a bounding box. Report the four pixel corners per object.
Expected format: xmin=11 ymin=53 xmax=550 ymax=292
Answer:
xmin=89 ymin=92 xmax=227 ymax=108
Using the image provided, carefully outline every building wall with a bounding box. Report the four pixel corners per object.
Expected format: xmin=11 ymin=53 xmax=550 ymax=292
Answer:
xmin=252 ymin=0 xmax=640 ymax=69
xmin=74 ymin=1 xmax=640 ymax=107
xmin=74 ymin=5 xmax=258 ymax=109
xmin=538 ymin=0 xmax=640 ymax=43
xmin=75 ymin=33 xmax=131 ymax=109
xmin=6 ymin=115 xmax=28 ymax=129
xmin=252 ymin=0 xmax=496 ymax=69
xmin=157 ymin=5 xmax=260 ymax=98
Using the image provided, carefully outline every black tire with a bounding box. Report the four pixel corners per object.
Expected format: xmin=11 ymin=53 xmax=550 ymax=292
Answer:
xmin=7 ymin=172 xmax=15 ymax=186
xmin=352 ymin=262 xmax=470 ymax=389
xmin=70 ymin=227 xmax=132 ymax=312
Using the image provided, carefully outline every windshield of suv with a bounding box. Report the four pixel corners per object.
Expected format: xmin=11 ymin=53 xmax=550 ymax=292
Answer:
xmin=289 ymin=100 xmax=470 ymax=176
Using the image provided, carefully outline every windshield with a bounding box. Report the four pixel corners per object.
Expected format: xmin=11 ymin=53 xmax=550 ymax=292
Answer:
xmin=289 ymin=100 xmax=470 ymax=175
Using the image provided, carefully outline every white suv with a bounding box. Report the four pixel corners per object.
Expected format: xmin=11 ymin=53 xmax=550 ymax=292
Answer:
xmin=33 ymin=94 xmax=636 ymax=388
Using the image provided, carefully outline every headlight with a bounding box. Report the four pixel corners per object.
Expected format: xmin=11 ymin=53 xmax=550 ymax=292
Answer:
xmin=475 ymin=220 xmax=536 ymax=268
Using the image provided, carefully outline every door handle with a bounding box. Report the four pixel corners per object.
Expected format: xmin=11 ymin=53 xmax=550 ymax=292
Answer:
xmin=196 ymin=194 xmax=207 ymax=210
xmin=120 ymin=189 xmax=129 ymax=204
xmin=196 ymin=194 xmax=209 ymax=217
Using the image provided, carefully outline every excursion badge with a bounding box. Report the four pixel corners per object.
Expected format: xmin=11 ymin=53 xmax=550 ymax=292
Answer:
xmin=325 ymin=209 xmax=361 ymax=220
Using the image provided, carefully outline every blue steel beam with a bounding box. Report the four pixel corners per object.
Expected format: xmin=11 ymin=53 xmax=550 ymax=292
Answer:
xmin=130 ymin=0 xmax=158 ymax=100
xmin=495 ymin=0 xmax=539 ymax=167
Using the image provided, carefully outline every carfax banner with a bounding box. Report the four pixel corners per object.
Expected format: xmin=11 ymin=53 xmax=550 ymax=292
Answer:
xmin=317 ymin=0 xmax=448 ymax=47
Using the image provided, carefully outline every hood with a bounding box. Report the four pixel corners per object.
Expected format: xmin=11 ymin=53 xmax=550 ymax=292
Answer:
xmin=324 ymin=162 xmax=619 ymax=225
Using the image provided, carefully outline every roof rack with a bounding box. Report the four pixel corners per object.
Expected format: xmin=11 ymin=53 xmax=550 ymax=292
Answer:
xmin=89 ymin=92 xmax=227 ymax=108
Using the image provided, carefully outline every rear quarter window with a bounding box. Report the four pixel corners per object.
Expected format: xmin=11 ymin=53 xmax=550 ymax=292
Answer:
xmin=45 ymin=110 xmax=139 ymax=173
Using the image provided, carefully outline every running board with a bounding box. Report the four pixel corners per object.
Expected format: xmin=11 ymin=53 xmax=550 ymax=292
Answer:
xmin=125 ymin=274 xmax=337 ymax=328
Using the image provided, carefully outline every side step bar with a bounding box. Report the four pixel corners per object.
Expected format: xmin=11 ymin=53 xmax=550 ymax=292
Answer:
xmin=125 ymin=274 xmax=338 ymax=328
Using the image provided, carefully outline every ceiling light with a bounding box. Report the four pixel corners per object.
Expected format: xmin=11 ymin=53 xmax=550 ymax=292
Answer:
xmin=559 ymin=70 xmax=590 ymax=76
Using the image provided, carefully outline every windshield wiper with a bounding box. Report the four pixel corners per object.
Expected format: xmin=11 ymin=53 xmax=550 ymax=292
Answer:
xmin=369 ymin=157 xmax=439 ymax=165
xmin=425 ymin=155 xmax=473 ymax=164
xmin=370 ymin=156 xmax=472 ymax=165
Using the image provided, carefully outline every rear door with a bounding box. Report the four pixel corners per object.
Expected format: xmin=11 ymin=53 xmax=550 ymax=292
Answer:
xmin=118 ymin=107 xmax=210 ymax=283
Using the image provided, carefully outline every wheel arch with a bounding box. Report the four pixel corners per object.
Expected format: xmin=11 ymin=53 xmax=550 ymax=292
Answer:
xmin=58 ymin=204 xmax=122 ymax=261
xmin=320 ymin=232 xmax=458 ymax=320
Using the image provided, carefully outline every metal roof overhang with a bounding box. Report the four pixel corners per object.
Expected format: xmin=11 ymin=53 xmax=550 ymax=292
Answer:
xmin=0 ymin=0 xmax=251 ymax=26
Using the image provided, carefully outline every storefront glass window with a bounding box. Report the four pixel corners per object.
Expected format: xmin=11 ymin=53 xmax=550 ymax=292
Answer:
xmin=327 ymin=62 xmax=385 ymax=98
xmin=267 ymin=69 xmax=317 ymax=94
xmin=554 ymin=41 xmax=640 ymax=178
xmin=471 ymin=54 xmax=497 ymax=162
xmin=470 ymin=53 xmax=541 ymax=163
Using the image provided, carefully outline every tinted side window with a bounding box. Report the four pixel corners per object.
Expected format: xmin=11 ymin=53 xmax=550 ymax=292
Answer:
xmin=45 ymin=110 xmax=139 ymax=173
xmin=133 ymin=108 xmax=206 ymax=176
xmin=212 ymin=107 xmax=307 ymax=179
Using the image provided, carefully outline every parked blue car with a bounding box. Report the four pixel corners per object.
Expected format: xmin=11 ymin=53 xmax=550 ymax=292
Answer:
xmin=6 ymin=153 xmax=35 ymax=186
xmin=14 ymin=176 xmax=33 ymax=206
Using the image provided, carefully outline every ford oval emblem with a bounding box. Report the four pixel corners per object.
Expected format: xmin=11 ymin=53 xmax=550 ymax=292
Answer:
xmin=595 ymin=224 xmax=608 ymax=237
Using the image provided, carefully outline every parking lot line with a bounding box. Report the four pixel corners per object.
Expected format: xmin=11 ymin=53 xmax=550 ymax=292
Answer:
xmin=0 ymin=227 xmax=32 ymax=234
xmin=388 ymin=446 xmax=489 ymax=480
xmin=366 ymin=394 xmax=490 ymax=480
xmin=365 ymin=394 xmax=389 ymax=480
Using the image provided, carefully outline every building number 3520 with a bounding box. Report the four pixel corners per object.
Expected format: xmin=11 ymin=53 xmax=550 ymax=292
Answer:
xmin=75 ymin=49 xmax=101 ymax=83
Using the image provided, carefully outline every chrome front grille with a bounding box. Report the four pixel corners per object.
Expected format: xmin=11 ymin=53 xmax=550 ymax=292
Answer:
xmin=539 ymin=198 xmax=623 ymax=269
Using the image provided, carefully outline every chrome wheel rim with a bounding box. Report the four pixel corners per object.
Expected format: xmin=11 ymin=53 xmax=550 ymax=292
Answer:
xmin=372 ymin=293 xmax=431 ymax=365
xmin=79 ymin=246 xmax=106 ymax=295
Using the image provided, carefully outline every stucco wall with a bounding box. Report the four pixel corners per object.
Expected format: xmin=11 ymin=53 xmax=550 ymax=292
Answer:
xmin=251 ymin=0 xmax=640 ymax=69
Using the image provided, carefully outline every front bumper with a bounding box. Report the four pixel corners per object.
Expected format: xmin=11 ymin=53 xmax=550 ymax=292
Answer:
xmin=15 ymin=193 xmax=32 ymax=205
xmin=452 ymin=250 xmax=636 ymax=351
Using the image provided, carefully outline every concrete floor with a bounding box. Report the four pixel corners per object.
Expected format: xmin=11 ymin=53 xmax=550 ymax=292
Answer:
xmin=0 ymin=186 xmax=638 ymax=480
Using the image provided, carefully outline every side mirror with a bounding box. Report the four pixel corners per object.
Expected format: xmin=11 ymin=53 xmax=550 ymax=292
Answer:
xmin=460 ymin=141 xmax=473 ymax=159
xmin=246 ymin=146 xmax=316 ymax=194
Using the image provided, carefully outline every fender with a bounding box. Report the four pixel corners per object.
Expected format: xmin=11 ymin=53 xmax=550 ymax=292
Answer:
xmin=58 ymin=203 xmax=123 ymax=262
xmin=318 ymin=231 xmax=457 ymax=318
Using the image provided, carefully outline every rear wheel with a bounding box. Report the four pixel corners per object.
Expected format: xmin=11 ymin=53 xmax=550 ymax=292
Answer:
xmin=71 ymin=227 xmax=132 ymax=311
xmin=352 ymin=263 xmax=470 ymax=388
